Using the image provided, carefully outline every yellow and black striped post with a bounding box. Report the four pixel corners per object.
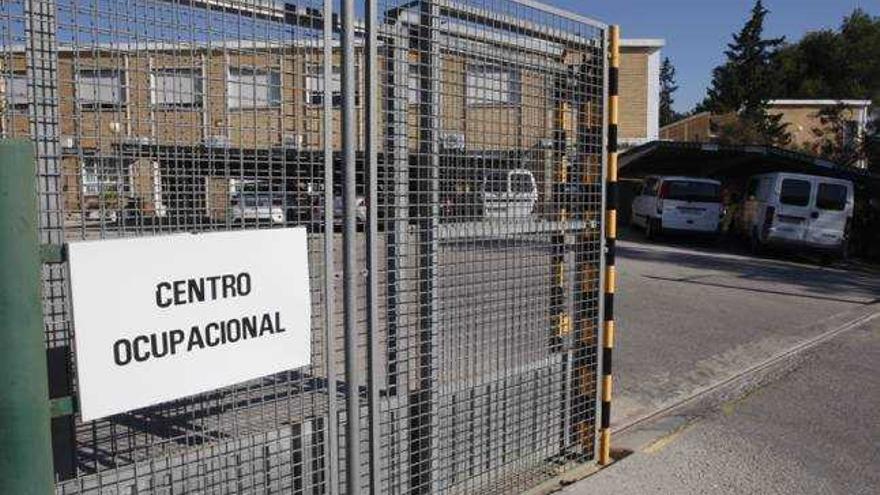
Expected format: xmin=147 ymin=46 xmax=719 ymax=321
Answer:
xmin=599 ymin=24 xmax=620 ymax=467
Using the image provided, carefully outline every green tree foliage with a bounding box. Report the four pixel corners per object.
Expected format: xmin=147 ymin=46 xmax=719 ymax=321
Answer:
xmin=771 ymin=9 xmax=880 ymax=169
xmin=703 ymin=1 xmax=789 ymax=145
xmin=805 ymin=104 xmax=865 ymax=167
xmin=659 ymin=57 xmax=680 ymax=127
xmin=865 ymin=118 xmax=880 ymax=174
xmin=773 ymin=10 xmax=880 ymax=103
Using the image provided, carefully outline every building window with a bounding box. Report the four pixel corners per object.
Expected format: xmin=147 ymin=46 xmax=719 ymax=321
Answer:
xmin=466 ymin=65 xmax=519 ymax=105
xmin=305 ymin=64 xmax=359 ymax=107
xmin=151 ymin=68 xmax=203 ymax=107
xmin=81 ymin=158 xmax=128 ymax=196
xmin=227 ymin=67 xmax=281 ymax=109
xmin=4 ymin=72 xmax=28 ymax=112
xmin=76 ymin=69 xmax=125 ymax=108
xmin=407 ymin=64 xmax=420 ymax=105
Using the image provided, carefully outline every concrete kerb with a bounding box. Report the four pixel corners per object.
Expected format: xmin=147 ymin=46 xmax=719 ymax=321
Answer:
xmin=521 ymin=302 xmax=880 ymax=495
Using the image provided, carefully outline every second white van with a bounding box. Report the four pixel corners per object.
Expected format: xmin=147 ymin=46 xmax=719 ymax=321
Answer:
xmin=741 ymin=172 xmax=854 ymax=257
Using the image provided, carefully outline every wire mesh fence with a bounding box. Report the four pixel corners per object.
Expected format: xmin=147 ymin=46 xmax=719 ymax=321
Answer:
xmin=1 ymin=0 xmax=607 ymax=493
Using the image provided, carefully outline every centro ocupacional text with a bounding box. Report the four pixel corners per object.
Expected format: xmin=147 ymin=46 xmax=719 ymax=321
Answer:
xmin=112 ymin=272 xmax=287 ymax=366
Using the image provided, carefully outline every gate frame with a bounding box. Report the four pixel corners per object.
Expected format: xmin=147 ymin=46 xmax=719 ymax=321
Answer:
xmin=2 ymin=0 xmax=613 ymax=492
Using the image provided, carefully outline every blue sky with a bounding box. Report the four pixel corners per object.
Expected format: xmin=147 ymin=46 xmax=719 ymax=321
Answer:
xmin=547 ymin=0 xmax=878 ymax=113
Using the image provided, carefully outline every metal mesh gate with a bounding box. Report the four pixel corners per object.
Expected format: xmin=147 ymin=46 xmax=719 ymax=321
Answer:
xmin=0 ymin=0 xmax=607 ymax=493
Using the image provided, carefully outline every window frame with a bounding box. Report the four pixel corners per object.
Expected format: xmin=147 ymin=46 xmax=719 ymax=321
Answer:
xmin=407 ymin=63 xmax=421 ymax=106
xmin=80 ymin=157 xmax=130 ymax=197
xmin=150 ymin=67 xmax=204 ymax=108
xmin=465 ymin=64 xmax=521 ymax=107
xmin=226 ymin=66 xmax=282 ymax=110
xmin=4 ymin=71 xmax=29 ymax=113
xmin=304 ymin=63 xmax=360 ymax=107
xmin=76 ymin=68 xmax=126 ymax=109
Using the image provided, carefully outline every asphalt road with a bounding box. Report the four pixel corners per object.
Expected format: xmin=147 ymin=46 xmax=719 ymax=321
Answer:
xmin=611 ymin=230 xmax=880 ymax=427
xmin=565 ymin=313 xmax=880 ymax=495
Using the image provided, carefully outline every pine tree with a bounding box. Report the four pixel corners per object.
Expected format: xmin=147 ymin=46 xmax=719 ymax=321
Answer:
xmin=704 ymin=0 xmax=790 ymax=145
xmin=659 ymin=57 xmax=679 ymax=127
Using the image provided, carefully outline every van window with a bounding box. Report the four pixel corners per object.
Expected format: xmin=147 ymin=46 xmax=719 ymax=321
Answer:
xmin=485 ymin=171 xmax=506 ymax=193
xmin=510 ymin=173 xmax=533 ymax=194
xmin=816 ymin=183 xmax=847 ymax=211
xmin=779 ymin=179 xmax=811 ymax=207
xmin=664 ymin=181 xmax=720 ymax=203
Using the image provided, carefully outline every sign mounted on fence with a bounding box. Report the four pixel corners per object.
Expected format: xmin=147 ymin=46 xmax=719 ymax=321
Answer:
xmin=68 ymin=228 xmax=312 ymax=421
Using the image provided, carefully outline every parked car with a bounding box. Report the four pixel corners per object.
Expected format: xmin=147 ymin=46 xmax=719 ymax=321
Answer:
xmin=631 ymin=176 xmax=723 ymax=239
xmin=740 ymin=172 xmax=853 ymax=258
xmin=308 ymin=191 xmax=367 ymax=226
xmin=229 ymin=193 xmax=284 ymax=225
xmin=481 ymin=168 xmax=538 ymax=219
xmin=84 ymin=207 xmax=118 ymax=225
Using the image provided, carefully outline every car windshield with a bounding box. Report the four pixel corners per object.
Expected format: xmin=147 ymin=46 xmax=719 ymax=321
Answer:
xmin=664 ymin=181 xmax=720 ymax=203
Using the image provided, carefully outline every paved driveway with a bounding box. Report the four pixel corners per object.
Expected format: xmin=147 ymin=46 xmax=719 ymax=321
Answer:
xmin=612 ymin=230 xmax=880 ymax=427
xmin=566 ymin=315 xmax=880 ymax=495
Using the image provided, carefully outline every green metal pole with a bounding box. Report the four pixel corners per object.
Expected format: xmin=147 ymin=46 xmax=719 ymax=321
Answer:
xmin=0 ymin=140 xmax=54 ymax=494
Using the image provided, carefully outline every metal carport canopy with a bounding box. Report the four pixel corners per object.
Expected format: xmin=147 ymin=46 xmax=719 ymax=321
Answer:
xmin=619 ymin=140 xmax=878 ymax=188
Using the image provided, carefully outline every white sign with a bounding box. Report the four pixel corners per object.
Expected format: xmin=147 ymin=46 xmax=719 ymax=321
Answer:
xmin=68 ymin=228 xmax=312 ymax=421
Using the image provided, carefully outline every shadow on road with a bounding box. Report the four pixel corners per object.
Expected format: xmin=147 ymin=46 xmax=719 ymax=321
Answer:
xmin=619 ymin=227 xmax=880 ymax=305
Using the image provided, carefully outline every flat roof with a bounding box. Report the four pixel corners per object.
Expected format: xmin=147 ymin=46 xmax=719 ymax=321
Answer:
xmin=768 ymin=99 xmax=872 ymax=107
xmin=658 ymin=111 xmax=711 ymax=131
xmin=620 ymin=38 xmax=665 ymax=49
xmin=620 ymin=140 xmax=878 ymax=190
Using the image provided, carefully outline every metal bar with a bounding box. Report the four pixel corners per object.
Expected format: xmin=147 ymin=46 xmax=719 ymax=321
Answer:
xmin=323 ymin=0 xmax=340 ymax=492
xmin=383 ymin=30 xmax=411 ymax=491
xmin=0 ymin=139 xmax=54 ymax=495
xmin=385 ymin=25 xmax=409 ymax=401
xmin=364 ymin=0 xmax=382 ymax=493
xmin=594 ymin=23 xmax=611 ymax=461
xmin=341 ymin=0 xmax=360 ymax=490
xmin=26 ymin=0 xmax=62 ymax=245
xmin=598 ymin=24 xmax=620 ymax=466
xmin=409 ymin=1 xmax=440 ymax=492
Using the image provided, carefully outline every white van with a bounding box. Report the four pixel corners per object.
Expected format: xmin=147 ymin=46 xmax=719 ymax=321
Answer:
xmin=741 ymin=172 xmax=853 ymax=257
xmin=631 ymin=176 xmax=723 ymax=238
xmin=482 ymin=168 xmax=538 ymax=219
